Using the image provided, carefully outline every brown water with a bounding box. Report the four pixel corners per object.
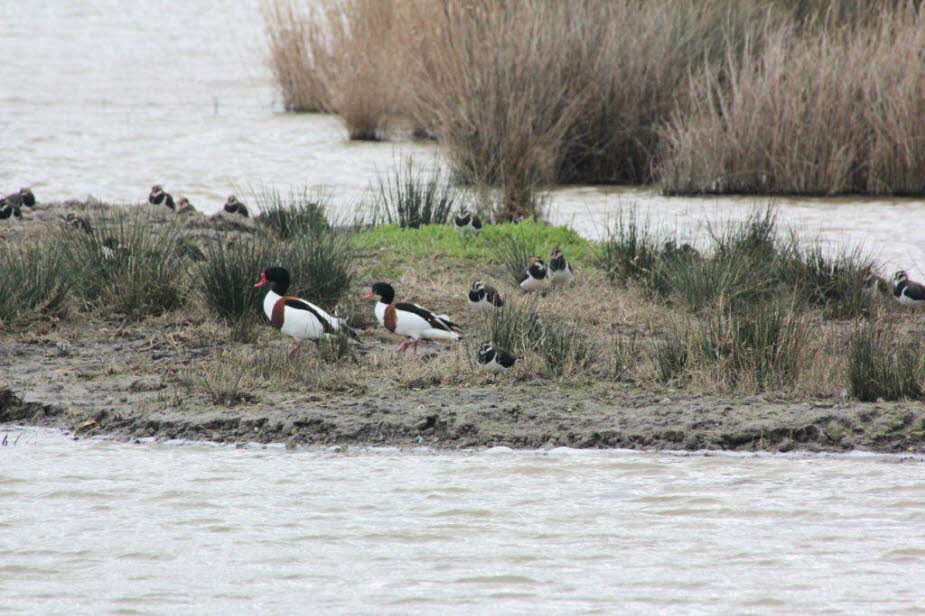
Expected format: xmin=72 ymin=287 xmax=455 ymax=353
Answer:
xmin=2 ymin=429 xmax=925 ymax=614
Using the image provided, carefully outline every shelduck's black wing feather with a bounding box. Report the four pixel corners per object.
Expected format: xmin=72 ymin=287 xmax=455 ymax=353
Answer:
xmin=395 ymin=302 xmax=458 ymax=332
xmin=284 ymin=298 xmax=337 ymax=335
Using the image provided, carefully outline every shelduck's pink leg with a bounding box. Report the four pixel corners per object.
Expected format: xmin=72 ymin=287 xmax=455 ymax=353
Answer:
xmin=397 ymin=340 xmax=411 ymax=352
xmin=289 ymin=342 xmax=304 ymax=357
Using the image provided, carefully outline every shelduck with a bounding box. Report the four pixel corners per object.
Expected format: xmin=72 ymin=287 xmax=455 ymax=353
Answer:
xmin=519 ymin=257 xmax=548 ymax=291
xmin=477 ymin=342 xmax=521 ymax=380
xmin=549 ymin=246 xmax=574 ymax=285
xmin=454 ymin=208 xmax=482 ymax=235
xmin=149 ymin=185 xmax=175 ymax=210
xmin=468 ymin=280 xmax=504 ymax=310
xmin=224 ymin=195 xmax=249 ymax=217
xmin=363 ymin=282 xmax=461 ymax=352
xmin=254 ymin=267 xmax=358 ymax=355
xmin=892 ymin=270 xmax=925 ymax=305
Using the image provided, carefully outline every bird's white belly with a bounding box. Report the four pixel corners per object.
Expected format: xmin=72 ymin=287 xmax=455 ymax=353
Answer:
xmin=898 ymin=292 xmax=922 ymax=305
xmin=550 ymin=268 xmax=574 ymax=284
xmin=521 ymin=276 xmax=546 ymax=291
xmin=480 ymin=359 xmax=506 ymax=374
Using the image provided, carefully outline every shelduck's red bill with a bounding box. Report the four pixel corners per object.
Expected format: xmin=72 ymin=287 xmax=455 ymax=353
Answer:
xmin=362 ymin=290 xmax=376 ymax=300
xmin=253 ymin=272 xmax=268 ymax=287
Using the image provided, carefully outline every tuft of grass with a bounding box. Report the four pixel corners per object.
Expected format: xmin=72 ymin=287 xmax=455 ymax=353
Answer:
xmin=372 ymin=155 xmax=466 ymax=228
xmin=608 ymin=330 xmax=639 ymax=382
xmin=697 ymin=300 xmax=809 ymax=392
xmin=200 ymin=232 xmax=355 ymax=328
xmin=847 ymin=322 xmax=925 ymax=402
xmin=536 ymin=318 xmax=597 ymax=378
xmin=0 ymin=240 xmax=70 ymax=328
xmin=184 ymin=354 xmax=254 ymax=407
xmin=477 ymin=297 xmax=542 ymax=357
xmin=780 ymin=237 xmax=875 ymax=319
xmin=599 ymin=209 xmax=662 ymax=285
xmin=255 ymin=186 xmax=331 ymax=239
xmin=652 ymin=324 xmax=690 ymax=385
xmin=493 ymin=233 xmax=535 ymax=288
xmin=64 ymin=216 xmax=187 ymax=319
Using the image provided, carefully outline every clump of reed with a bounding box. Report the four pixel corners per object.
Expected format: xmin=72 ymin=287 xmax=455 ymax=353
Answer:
xmin=658 ymin=4 xmax=925 ymax=196
xmin=64 ymin=216 xmax=189 ymax=319
xmin=372 ymin=155 xmax=464 ymax=228
xmin=602 ymin=206 xmax=873 ymax=319
xmin=255 ymin=186 xmax=331 ymax=239
xmin=265 ymin=0 xmax=924 ymax=198
xmin=0 ymin=240 xmax=70 ymax=327
xmin=262 ymin=0 xmax=333 ymax=112
xmin=847 ymin=322 xmax=925 ymax=402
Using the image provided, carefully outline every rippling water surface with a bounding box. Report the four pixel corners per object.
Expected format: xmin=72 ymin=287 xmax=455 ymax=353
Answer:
xmin=2 ymin=429 xmax=925 ymax=614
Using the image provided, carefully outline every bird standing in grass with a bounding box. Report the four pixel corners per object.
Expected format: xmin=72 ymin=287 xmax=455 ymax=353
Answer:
xmin=364 ymin=282 xmax=461 ymax=353
xmin=891 ymin=270 xmax=925 ymax=305
xmin=149 ymin=185 xmax=175 ymax=210
xmin=454 ymin=208 xmax=482 ymax=235
xmin=548 ymin=246 xmax=574 ymax=285
xmin=224 ymin=195 xmax=249 ymax=217
xmin=468 ymin=280 xmax=504 ymax=310
xmin=477 ymin=341 xmax=521 ymax=381
xmin=176 ymin=197 xmax=196 ymax=215
xmin=519 ymin=257 xmax=548 ymax=291
xmin=254 ymin=267 xmax=358 ymax=356
xmin=0 ymin=188 xmax=35 ymax=219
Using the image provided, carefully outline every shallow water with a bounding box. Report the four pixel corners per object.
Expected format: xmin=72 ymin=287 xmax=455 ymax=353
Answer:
xmin=2 ymin=429 xmax=924 ymax=614
xmin=3 ymin=0 xmax=925 ymax=274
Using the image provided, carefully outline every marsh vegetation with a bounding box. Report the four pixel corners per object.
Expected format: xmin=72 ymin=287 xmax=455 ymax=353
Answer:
xmin=263 ymin=0 xmax=925 ymax=206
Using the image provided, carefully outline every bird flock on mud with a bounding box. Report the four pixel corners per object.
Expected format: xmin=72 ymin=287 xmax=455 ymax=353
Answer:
xmin=4 ymin=185 xmax=922 ymax=381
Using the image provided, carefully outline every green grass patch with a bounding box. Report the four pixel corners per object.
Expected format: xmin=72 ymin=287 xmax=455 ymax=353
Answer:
xmin=353 ymin=220 xmax=594 ymax=263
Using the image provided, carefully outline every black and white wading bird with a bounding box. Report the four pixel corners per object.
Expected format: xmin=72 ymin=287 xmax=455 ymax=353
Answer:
xmin=468 ymin=280 xmax=504 ymax=310
xmin=148 ymin=185 xmax=175 ymax=210
xmin=519 ymin=257 xmax=548 ymax=291
xmin=0 ymin=188 xmax=35 ymax=219
xmin=477 ymin=342 xmax=521 ymax=380
xmin=454 ymin=208 xmax=482 ymax=235
xmin=254 ymin=267 xmax=357 ymax=355
xmin=548 ymin=246 xmax=574 ymax=285
xmin=891 ymin=270 xmax=925 ymax=305
xmin=363 ymin=282 xmax=461 ymax=353
xmin=224 ymin=195 xmax=249 ymax=217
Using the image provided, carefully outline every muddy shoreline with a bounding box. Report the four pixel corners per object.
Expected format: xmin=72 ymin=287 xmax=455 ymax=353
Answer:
xmin=4 ymin=385 xmax=925 ymax=453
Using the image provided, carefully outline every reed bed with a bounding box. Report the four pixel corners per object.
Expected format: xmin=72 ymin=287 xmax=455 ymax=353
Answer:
xmin=265 ymin=0 xmax=925 ymax=199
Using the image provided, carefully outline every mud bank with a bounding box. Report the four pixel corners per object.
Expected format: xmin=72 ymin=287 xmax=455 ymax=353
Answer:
xmin=3 ymin=386 xmax=925 ymax=453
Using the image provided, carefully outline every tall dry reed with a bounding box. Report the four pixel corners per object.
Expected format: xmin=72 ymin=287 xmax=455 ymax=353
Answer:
xmin=658 ymin=4 xmax=925 ymax=196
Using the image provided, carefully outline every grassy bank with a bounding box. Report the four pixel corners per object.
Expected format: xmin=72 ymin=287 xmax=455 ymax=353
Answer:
xmin=2 ymin=199 xmax=921 ymax=404
xmin=5 ymin=199 xmax=925 ymax=450
xmin=264 ymin=0 xmax=925 ymax=199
